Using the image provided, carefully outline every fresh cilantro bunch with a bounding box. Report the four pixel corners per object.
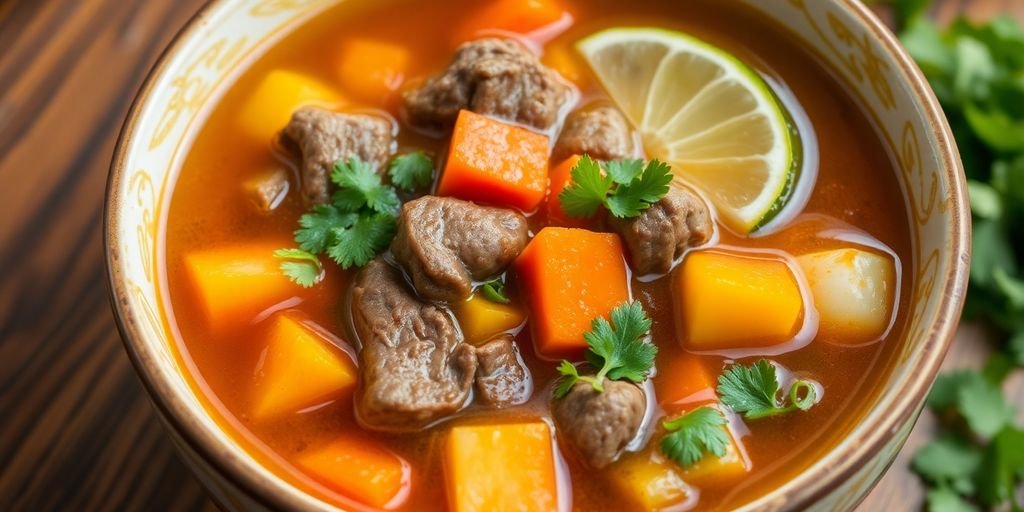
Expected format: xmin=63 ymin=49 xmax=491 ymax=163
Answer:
xmin=558 ymin=156 xmax=674 ymax=218
xmin=885 ymin=3 xmax=1024 ymax=510
xmin=716 ymin=359 xmax=818 ymax=420
xmin=277 ymin=153 xmax=430 ymax=287
xmin=660 ymin=406 xmax=730 ymax=469
xmin=554 ymin=301 xmax=658 ymax=398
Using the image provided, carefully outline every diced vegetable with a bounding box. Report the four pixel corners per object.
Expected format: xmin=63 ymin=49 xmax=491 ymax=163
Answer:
xmin=455 ymin=294 xmax=526 ymax=345
xmin=183 ymin=243 xmax=297 ymax=329
xmin=238 ymin=70 xmax=342 ymax=143
xmin=251 ymin=313 xmax=357 ymax=420
xmin=453 ymin=0 xmax=568 ymax=45
xmin=542 ymin=43 xmax=587 ymax=87
xmin=546 ymin=155 xmax=588 ymax=228
xmin=657 ymin=405 xmax=749 ymax=481
xmin=674 ymin=251 xmax=803 ymax=352
xmin=654 ymin=353 xmax=716 ymax=410
xmin=297 ymin=434 xmax=411 ymax=509
xmin=438 ymin=110 xmax=550 ymax=212
xmin=611 ymin=450 xmax=693 ymax=510
xmin=337 ymin=38 xmax=409 ymax=102
xmin=515 ymin=227 xmax=630 ymax=359
xmin=445 ymin=422 xmax=558 ymax=512
xmin=796 ymin=248 xmax=896 ymax=344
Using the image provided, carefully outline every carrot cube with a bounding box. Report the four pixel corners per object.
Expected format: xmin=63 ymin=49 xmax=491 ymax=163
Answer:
xmin=453 ymin=0 xmax=569 ymax=45
xmin=654 ymin=354 xmax=717 ymax=410
xmin=337 ymin=38 xmax=409 ymax=102
xmin=445 ymin=422 xmax=558 ymax=512
xmin=455 ymin=294 xmax=526 ymax=346
xmin=438 ymin=110 xmax=550 ymax=212
xmin=515 ymin=227 xmax=630 ymax=359
xmin=545 ymin=155 xmax=588 ymax=228
xmin=251 ymin=313 xmax=357 ymax=420
xmin=182 ymin=244 xmax=297 ymax=330
xmin=297 ymin=435 xmax=411 ymax=509
xmin=238 ymin=70 xmax=342 ymax=144
xmin=674 ymin=251 xmax=804 ymax=352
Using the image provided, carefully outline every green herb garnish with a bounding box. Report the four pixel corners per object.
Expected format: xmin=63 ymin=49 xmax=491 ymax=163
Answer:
xmin=716 ymin=359 xmax=817 ymax=420
xmin=558 ymin=156 xmax=673 ymax=218
xmin=553 ymin=301 xmax=657 ymax=398
xmin=479 ymin=278 xmax=509 ymax=304
xmin=273 ymin=248 xmax=323 ymax=288
xmin=388 ymin=151 xmax=434 ymax=192
xmin=660 ymin=406 xmax=731 ymax=469
xmin=278 ymin=156 xmax=399 ymax=285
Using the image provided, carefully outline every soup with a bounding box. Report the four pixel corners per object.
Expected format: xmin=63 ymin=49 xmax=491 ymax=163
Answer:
xmin=162 ymin=0 xmax=911 ymax=510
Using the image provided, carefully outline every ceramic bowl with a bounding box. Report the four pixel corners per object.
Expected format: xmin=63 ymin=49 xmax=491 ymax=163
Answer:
xmin=105 ymin=0 xmax=970 ymax=510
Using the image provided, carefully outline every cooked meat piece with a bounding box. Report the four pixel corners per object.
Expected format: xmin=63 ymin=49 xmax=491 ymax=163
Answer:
xmin=351 ymin=259 xmax=477 ymax=431
xmin=553 ymin=105 xmax=633 ymax=161
xmin=281 ymin=106 xmax=393 ymax=204
xmin=391 ymin=196 xmax=529 ymax=302
xmin=609 ymin=186 xmax=714 ymax=275
xmin=402 ymin=38 xmax=572 ymax=131
xmin=553 ymin=379 xmax=646 ymax=469
xmin=474 ymin=335 xmax=532 ymax=407
xmin=242 ymin=168 xmax=289 ymax=213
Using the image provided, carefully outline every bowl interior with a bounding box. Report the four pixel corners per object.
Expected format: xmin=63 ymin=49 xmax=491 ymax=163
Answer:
xmin=106 ymin=0 xmax=968 ymax=510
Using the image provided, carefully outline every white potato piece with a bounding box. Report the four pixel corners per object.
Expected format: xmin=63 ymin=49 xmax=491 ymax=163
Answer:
xmin=796 ymin=248 xmax=896 ymax=345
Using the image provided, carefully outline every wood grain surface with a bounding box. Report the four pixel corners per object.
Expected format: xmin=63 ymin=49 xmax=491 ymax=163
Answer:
xmin=0 ymin=1 xmax=1019 ymax=511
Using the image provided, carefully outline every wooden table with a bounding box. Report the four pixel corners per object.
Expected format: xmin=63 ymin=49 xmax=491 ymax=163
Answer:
xmin=0 ymin=1 xmax=1020 ymax=510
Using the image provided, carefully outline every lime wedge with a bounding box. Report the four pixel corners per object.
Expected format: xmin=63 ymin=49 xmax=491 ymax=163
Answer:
xmin=576 ymin=28 xmax=801 ymax=233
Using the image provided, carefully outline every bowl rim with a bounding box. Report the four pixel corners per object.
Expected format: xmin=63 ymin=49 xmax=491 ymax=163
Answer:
xmin=104 ymin=0 xmax=970 ymax=510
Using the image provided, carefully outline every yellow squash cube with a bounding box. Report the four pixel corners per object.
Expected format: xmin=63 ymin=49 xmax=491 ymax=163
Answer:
xmin=238 ymin=69 xmax=342 ymax=143
xmin=251 ymin=313 xmax=357 ymax=420
xmin=455 ymin=294 xmax=526 ymax=345
xmin=612 ymin=450 xmax=694 ymax=510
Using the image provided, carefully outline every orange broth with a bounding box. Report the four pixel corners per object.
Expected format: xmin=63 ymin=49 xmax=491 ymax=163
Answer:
xmin=162 ymin=0 xmax=912 ymax=510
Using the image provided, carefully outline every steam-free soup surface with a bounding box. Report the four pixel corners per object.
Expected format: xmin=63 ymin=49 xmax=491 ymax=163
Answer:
xmin=163 ymin=0 xmax=911 ymax=510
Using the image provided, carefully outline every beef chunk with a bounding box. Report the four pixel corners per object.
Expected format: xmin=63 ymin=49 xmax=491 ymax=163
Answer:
xmin=402 ymin=38 xmax=572 ymax=131
xmin=474 ymin=335 xmax=532 ymax=407
xmin=553 ymin=105 xmax=633 ymax=161
xmin=553 ymin=380 xmax=646 ymax=468
xmin=243 ymin=169 xmax=289 ymax=213
xmin=390 ymin=196 xmax=529 ymax=303
xmin=351 ymin=259 xmax=477 ymax=431
xmin=281 ymin=107 xmax=393 ymax=204
xmin=609 ymin=187 xmax=713 ymax=275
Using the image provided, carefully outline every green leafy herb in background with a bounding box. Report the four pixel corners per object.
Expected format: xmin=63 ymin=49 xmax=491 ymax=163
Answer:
xmin=880 ymin=1 xmax=1024 ymax=509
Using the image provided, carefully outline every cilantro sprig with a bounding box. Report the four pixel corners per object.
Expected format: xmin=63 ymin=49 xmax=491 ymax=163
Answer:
xmin=479 ymin=278 xmax=509 ymax=304
xmin=553 ymin=302 xmax=657 ymax=398
xmin=660 ymin=406 xmax=731 ymax=469
xmin=388 ymin=151 xmax=434 ymax=192
xmin=717 ymin=360 xmax=818 ymax=420
xmin=558 ymin=156 xmax=673 ymax=219
xmin=276 ymin=156 xmax=400 ymax=286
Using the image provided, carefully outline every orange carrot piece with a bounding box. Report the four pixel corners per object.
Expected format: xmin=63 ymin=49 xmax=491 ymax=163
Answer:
xmin=337 ymin=38 xmax=409 ymax=102
xmin=515 ymin=227 xmax=630 ymax=359
xmin=251 ymin=312 xmax=357 ymax=420
xmin=453 ymin=0 xmax=568 ymax=45
xmin=182 ymin=243 xmax=297 ymax=330
xmin=438 ymin=110 xmax=550 ymax=212
xmin=297 ymin=435 xmax=411 ymax=509
xmin=654 ymin=354 xmax=717 ymax=411
xmin=545 ymin=155 xmax=589 ymax=228
xmin=674 ymin=251 xmax=803 ymax=351
xmin=445 ymin=422 xmax=558 ymax=512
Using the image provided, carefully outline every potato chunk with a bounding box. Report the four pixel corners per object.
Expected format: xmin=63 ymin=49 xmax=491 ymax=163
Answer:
xmin=796 ymin=248 xmax=896 ymax=344
xmin=455 ymin=294 xmax=526 ymax=346
xmin=238 ymin=69 xmax=342 ymax=143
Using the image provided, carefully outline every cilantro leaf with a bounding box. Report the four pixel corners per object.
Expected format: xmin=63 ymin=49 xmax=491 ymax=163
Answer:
xmin=389 ymin=151 xmax=434 ymax=191
xmin=925 ymin=486 xmax=979 ymax=512
xmin=327 ymin=213 xmax=397 ymax=269
xmin=559 ymin=156 xmax=675 ymax=219
xmin=660 ymin=406 xmax=730 ymax=468
xmin=977 ymin=426 xmax=1024 ymax=507
xmin=479 ymin=278 xmax=509 ymax=304
xmin=295 ymin=205 xmax=357 ymax=253
xmin=330 ymin=156 xmax=399 ymax=214
xmin=273 ymin=248 xmax=323 ymax=288
xmin=912 ymin=435 xmax=982 ymax=495
xmin=554 ymin=301 xmax=657 ymax=396
xmin=717 ymin=359 xmax=819 ymax=420
xmin=957 ymin=373 xmax=1016 ymax=439
xmin=554 ymin=361 xmax=585 ymax=399
xmin=558 ymin=155 xmax=613 ymax=217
